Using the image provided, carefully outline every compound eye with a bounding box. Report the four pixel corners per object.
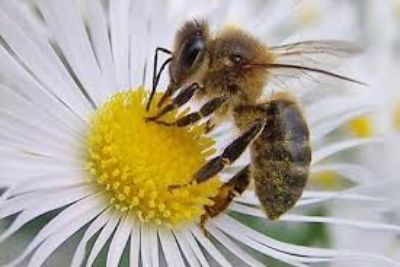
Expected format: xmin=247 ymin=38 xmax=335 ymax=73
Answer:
xmin=180 ymin=36 xmax=205 ymax=71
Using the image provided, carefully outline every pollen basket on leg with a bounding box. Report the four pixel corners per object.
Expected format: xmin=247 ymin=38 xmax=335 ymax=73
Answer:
xmin=86 ymin=88 xmax=221 ymax=227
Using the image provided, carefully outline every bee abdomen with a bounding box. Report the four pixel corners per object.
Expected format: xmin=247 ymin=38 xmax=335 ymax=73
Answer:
xmin=252 ymin=158 xmax=310 ymax=219
xmin=251 ymin=98 xmax=311 ymax=219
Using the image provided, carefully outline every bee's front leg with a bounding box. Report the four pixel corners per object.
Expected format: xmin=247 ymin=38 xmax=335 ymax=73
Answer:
xmin=145 ymin=82 xmax=199 ymax=122
xmin=150 ymin=95 xmax=228 ymax=128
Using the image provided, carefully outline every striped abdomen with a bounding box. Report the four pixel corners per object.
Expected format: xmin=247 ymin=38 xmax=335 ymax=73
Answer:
xmin=251 ymin=98 xmax=311 ymax=220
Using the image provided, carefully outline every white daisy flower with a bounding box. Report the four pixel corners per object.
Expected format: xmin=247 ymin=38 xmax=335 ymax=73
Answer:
xmin=333 ymin=1 xmax=400 ymax=262
xmin=0 ymin=0 xmax=398 ymax=266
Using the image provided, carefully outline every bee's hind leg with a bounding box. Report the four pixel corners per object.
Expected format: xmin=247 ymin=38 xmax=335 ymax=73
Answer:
xmin=201 ymin=165 xmax=251 ymax=236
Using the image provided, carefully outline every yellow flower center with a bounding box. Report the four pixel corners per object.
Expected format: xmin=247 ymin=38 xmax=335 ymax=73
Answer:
xmin=296 ymin=1 xmax=321 ymax=27
xmin=347 ymin=115 xmax=373 ymax=138
xmin=310 ymin=171 xmax=341 ymax=189
xmin=85 ymin=88 xmax=221 ymax=227
xmin=394 ymin=0 xmax=400 ymax=20
xmin=394 ymin=105 xmax=400 ymax=131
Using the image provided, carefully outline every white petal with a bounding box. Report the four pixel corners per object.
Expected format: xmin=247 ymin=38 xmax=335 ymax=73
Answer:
xmin=82 ymin=0 xmax=117 ymax=99
xmin=107 ymin=214 xmax=133 ymax=267
xmin=71 ymin=208 xmax=114 ymax=267
xmin=229 ymin=203 xmax=400 ymax=232
xmin=27 ymin=202 xmax=106 ymax=267
xmin=35 ymin=0 xmax=103 ymax=105
xmin=255 ymin=1 xmax=299 ymax=42
xmin=282 ymin=214 xmax=400 ymax=232
xmin=179 ymin=229 xmax=209 ymax=267
xmin=143 ymin=0 xmax=171 ymax=87
xmin=236 ymin=189 xmax=384 ymax=207
xmin=311 ymin=108 xmax=372 ymax=141
xmin=5 ymin=192 xmax=104 ymax=266
xmin=205 ymin=223 xmax=264 ymax=267
xmin=0 ymin=190 xmax=36 ymax=219
xmin=6 ymin=0 xmax=48 ymax=38
xmin=0 ymin=45 xmax=86 ymax=131
xmin=86 ymin=213 xmax=121 ymax=267
xmin=218 ymin=214 xmax=334 ymax=258
xmin=0 ymin=84 xmax=80 ymax=143
xmin=190 ymin=225 xmax=232 ymax=267
xmin=159 ymin=228 xmax=185 ymax=267
xmin=0 ymin=2 xmax=93 ymax=115
xmin=0 ymin=184 xmax=90 ymax=219
xmin=302 ymin=191 xmax=384 ymax=200
xmin=0 ymin=149 xmax=82 ymax=182
xmin=0 ymin=110 xmax=82 ymax=159
xmin=173 ymin=230 xmax=201 ymax=267
xmin=128 ymin=0 xmax=148 ymax=88
xmin=140 ymin=224 xmax=159 ymax=267
xmin=212 ymin=219 xmax=308 ymax=267
xmin=312 ymin=138 xmax=381 ymax=164
xmin=307 ymin=257 xmax=397 ymax=267
xmin=129 ymin=219 xmax=140 ymax=267
xmin=216 ymin=215 xmax=396 ymax=265
xmin=307 ymin=95 xmax=374 ymax=127
xmin=297 ymin=190 xmax=385 ymax=207
xmin=205 ymin=1 xmax=231 ymax=29
xmin=109 ymin=0 xmax=131 ymax=91
xmin=311 ymin=163 xmax=374 ymax=184
xmin=9 ymin=171 xmax=87 ymax=196
xmin=0 ymin=185 xmax=93 ymax=242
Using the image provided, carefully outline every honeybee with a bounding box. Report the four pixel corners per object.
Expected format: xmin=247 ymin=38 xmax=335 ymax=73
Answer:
xmin=146 ymin=20 xmax=362 ymax=228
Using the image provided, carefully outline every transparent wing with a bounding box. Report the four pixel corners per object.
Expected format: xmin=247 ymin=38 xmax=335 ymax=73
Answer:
xmin=270 ymin=40 xmax=362 ymax=68
xmin=264 ymin=40 xmax=364 ymax=101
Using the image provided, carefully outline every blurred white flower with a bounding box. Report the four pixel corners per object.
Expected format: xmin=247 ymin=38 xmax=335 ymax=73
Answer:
xmin=329 ymin=1 xmax=400 ymax=264
xmin=0 ymin=0 xmax=398 ymax=266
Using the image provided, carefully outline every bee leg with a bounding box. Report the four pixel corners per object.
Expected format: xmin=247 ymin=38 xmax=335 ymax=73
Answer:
xmin=201 ymin=166 xmax=251 ymax=236
xmin=204 ymin=118 xmax=216 ymax=134
xmin=145 ymin=82 xmax=199 ymax=122
xmin=193 ymin=120 xmax=265 ymax=184
xmin=150 ymin=95 xmax=228 ymax=128
xmin=146 ymin=47 xmax=172 ymax=111
xmin=168 ymin=120 xmax=262 ymax=191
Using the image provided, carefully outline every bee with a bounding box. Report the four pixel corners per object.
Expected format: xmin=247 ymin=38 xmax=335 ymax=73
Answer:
xmin=145 ymin=20 xmax=363 ymax=228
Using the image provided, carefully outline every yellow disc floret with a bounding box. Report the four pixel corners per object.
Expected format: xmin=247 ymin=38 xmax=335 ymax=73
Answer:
xmin=86 ymin=88 xmax=221 ymax=227
xmin=394 ymin=105 xmax=400 ymax=131
xmin=347 ymin=115 xmax=373 ymax=138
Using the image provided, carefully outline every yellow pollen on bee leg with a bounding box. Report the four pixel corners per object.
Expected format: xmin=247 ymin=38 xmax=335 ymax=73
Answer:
xmin=86 ymin=88 xmax=221 ymax=228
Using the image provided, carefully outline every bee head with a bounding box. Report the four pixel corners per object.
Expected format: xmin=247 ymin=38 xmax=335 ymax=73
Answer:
xmin=209 ymin=27 xmax=274 ymax=92
xmin=169 ymin=20 xmax=210 ymax=88
xmin=156 ymin=20 xmax=209 ymax=107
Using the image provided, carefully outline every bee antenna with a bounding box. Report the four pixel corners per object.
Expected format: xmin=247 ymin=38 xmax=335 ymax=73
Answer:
xmin=193 ymin=18 xmax=201 ymax=27
xmin=146 ymin=47 xmax=172 ymax=111
xmin=257 ymin=63 xmax=367 ymax=86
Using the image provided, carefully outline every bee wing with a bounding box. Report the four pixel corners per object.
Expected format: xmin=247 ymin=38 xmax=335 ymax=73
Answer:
xmin=264 ymin=40 xmax=364 ymax=98
xmin=270 ymin=40 xmax=362 ymax=69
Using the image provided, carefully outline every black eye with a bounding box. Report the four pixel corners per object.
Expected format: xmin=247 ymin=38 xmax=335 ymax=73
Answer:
xmin=180 ymin=36 xmax=205 ymax=71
